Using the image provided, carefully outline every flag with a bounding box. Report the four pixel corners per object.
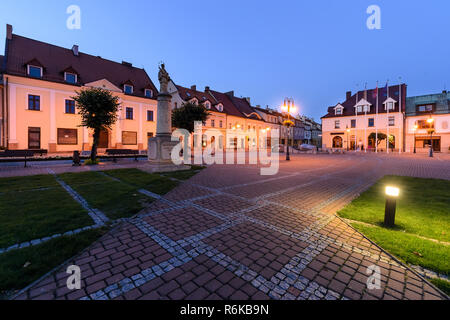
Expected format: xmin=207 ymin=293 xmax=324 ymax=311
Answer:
xmin=372 ymin=85 xmax=378 ymax=99
xmin=384 ymin=82 xmax=388 ymax=97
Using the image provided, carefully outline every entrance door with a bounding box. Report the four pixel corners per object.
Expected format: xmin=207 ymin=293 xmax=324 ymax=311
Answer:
xmin=28 ymin=127 xmax=41 ymax=149
xmin=433 ymin=139 xmax=441 ymax=152
xmin=98 ymin=130 xmax=109 ymax=148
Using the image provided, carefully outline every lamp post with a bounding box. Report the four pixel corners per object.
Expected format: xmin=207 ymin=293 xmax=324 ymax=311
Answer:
xmin=384 ymin=186 xmax=400 ymax=227
xmin=281 ymin=98 xmax=296 ymax=161
xmin=413 ymin=123 xmax=418 ymax=154
xmin=427 ymin=117 xmax=434 ymax=158
xmin=346 ymin=126 xmax=350 ymax=151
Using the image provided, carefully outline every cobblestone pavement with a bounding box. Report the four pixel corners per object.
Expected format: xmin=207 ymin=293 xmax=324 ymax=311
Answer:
xmin=12 ymin=153 xmax=450 ymax=300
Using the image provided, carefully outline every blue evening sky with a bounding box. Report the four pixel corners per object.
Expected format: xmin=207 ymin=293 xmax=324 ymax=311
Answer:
xmin=1 ymin=0 xmax=449 ymax=120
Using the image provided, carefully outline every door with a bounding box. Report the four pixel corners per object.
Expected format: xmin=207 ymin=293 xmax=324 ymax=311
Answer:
xmin=28 ymin=127 xmax=41 ymax=149
xmin=98 ymin=130 xmax=109 ymax=148
xmin=433 ymin=139 xmax=441 ymax=152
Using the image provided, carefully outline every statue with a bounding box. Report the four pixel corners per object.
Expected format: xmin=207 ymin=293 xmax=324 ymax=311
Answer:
xmin=158 ymin=63 xmax=170 ymax=94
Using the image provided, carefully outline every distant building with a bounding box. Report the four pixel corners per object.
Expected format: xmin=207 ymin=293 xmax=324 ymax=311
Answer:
xmin=405 ymin=91 xmax=450 ymax=153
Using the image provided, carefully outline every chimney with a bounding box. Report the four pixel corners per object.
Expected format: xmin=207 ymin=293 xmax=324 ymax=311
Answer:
xmin=443 ymin=90 xmax=447 ymax=94
xmin=244 ymin=97 xmax=251 ymax=104
xmin=6 ymin=24 xmax=12 ymax=40
xmin=72 ymin=45 xmax=79 ymax=56
xmin=205 ymin=86 xmax=210 ymax=92
xmin=122 ymin=61 xmax=132 ymax=67
xmin=346 ymin=91 xmax=352 ymax=100
xmin=225 ymin=91 xmax=234 ymax=97
xmin=191 ymin=85 xmax=196 ymax=91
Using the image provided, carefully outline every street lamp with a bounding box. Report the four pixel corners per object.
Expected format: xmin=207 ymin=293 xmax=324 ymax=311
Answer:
xmin=346 ymin=126 xmax=350 ymax=151
xmin=384 ymin=186 xmax=400 ymax=227
xmin=427 ymin=117 xmax=434 ymax=158
xmin=281 ymin=98 xmax=296 ymax=161
xmin=413 ymin=123 xmax=418 ymax=154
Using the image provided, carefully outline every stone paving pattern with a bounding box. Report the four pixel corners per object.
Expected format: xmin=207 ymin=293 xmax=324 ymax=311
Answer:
xmin=11 ymin=153 xmax=450 ymax=300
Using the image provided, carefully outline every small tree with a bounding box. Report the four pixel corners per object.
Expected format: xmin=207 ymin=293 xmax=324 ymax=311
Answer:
xmin=72 ymin=88 xmax=121 ymax=162
xmin=172 ymin=102 xmax=210 ymax=133
xmin=368 ymin=132 xmax=387 ymax=147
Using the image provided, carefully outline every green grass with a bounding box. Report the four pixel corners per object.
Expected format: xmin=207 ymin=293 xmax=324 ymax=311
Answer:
xmin=0 ymin=228 xmax=108 ymax=299
xmin=351 ymin=223 xmax=449 ymax=275
xmin=104 ymin=169 xmax=179 ymax=195
xmin=339 ymin=176 xmax=450 ymax=242
xmin=161 ymin=165 xmax=205 ymax=181
xmin=0 ymin=178 xmax=92 ymax=248
xmin=0 ymin=174 xmax=58 ymax=193
xmin=430 ymin=278 xmax=450 ymax=296
xmin=338 ymin=175 xmax=450 ymax=282
xmin=58 ymin=171 xmax=153 ymax=220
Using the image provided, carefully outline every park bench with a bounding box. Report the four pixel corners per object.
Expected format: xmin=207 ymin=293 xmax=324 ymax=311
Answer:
xmin=105 ymin=149 xmax=139 ymax=162
xmin=0 ymin=149 xmax=48 ymax=167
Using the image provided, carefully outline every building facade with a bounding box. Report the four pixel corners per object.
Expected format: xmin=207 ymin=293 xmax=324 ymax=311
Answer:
xmin=322 ymin=84 xmax=407 ymax=152
xmin=405 ymin=91 xmax=450 ymax=153
xmin=0 ymin=25 xmax=158 ymax=152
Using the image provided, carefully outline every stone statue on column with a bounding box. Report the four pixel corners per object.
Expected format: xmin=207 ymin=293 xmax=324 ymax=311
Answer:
xmin=148 ymin=63 xmax=180 ymax=165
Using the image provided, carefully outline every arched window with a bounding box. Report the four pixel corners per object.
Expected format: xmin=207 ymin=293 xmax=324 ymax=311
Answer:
xmin=332 ymin=136 xmax=343 ymax=148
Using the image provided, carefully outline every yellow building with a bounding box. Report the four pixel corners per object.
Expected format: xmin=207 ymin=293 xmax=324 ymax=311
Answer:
xmin=0 ymin=25 xmax=158 ymax=153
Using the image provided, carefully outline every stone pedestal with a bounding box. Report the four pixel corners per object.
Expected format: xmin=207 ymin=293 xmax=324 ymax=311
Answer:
xmin=148 ymin=135 xmax=179 ymax=164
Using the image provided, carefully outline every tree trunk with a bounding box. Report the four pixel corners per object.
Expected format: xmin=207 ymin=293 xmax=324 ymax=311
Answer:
xmin=91 ymin=128 xmax=100 ymax=162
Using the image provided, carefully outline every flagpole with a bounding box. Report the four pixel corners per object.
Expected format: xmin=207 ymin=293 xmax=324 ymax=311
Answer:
xmin=355 ymin=84 xmax=359 ymax=152
xmin=376 ymin=81 xmax=379 ymax=153
xmin=387 ymin=80 xmax=389 ymax=154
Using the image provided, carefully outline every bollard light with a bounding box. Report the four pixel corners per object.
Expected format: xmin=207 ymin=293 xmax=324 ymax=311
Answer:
xmin=384 ymin=186 xmax=400 ymax=227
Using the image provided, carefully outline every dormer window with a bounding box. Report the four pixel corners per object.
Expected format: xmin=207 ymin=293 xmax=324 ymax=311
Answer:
xmin=124 ymin=84 xmax=133 ymax=94
xmin=205 ymin=102 xmax=211 ymax=109
xmin=28 ymin=65 xmax=43 ymax=78
xmin=335 ymin=107 xmax=343 ymax=115
xmin=186 ymin=92 xmax=191 ymax=97
xmin=65 ymin=72 xmax=77 ymax=84
xmin=383 ymin=97 xmax=396 ymax=111
xmin=144 ymin=89 xmax=153 ymax=98
xmin=386 ymin=102 xmax=394 ymax=110
xmin=217 ymin=104 xmax=224 ymax=112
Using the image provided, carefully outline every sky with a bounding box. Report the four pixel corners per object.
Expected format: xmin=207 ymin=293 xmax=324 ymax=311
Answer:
xmin=1 ymin=0 xmax=449 ymax=121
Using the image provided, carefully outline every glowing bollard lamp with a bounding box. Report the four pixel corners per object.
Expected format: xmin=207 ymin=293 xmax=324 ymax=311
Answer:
xmin=384 ymin=186 xmax=400 ymax=227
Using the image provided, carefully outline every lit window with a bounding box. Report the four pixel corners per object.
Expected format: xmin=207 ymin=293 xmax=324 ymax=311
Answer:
xmin=124 ymin=85 xmax=133 ymax=94
xmin=147 ymin=110 xmax=154 ymax=121
xmin=28 ymin=95 xmax=40 ymax=111
xmin=65 ymin=100 xmax=76 ymax=114
xmin=28 ymin=65 xmax=42 ymax=78
xmin=65 ymin=73 xmax=77 ymax=84
xmin=126 ymin=107 xmax=133 ymax=120
xmin=145 ymin=89 xmax=153 ymax=98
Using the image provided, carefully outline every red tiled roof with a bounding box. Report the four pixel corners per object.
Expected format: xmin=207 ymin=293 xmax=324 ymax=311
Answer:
xmin=227 ymin=95 xmax=262 ymax=121
xmin=175 ymin=85 xmax=217 ymax=105
xmin=321 ymin=84 xmax=407 ymax=119
xmin=4 ymin=34 xmax=158 ymax=99
xmin=208 ymin=90 xmax=246 ymax=117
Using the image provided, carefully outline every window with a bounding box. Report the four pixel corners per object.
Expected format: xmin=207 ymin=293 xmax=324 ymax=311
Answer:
xmin=28 ymin=65 xmax=42 ymax=78
xmin=417 ymin=120 xmax=434 ymax=129
xmin=147 ymin=110 xmax=154 ymax=121
xmin=65 ymin=99 xmax=76 ymax=114
xmin=144 ymin=89 xmax=153 ymax=98
xmin=386 ymin=102 xmax=394 ymax=111
xmin=28 ymin=95 xmax=40 ymax=111
xmin=335 ymin=120 xmax=340 ymax=129
xmin=356 ymin=106 xmax=362 ymax=113
xmin=388 ymin=116 xmax=395 ymax=126
xmin=219 ymin=120 xmax=223 ymax=128
xmin=351 ymin=119 xmax=356 ymax=128
xmin=57 ymin=128 xmax=77 ymax=145
xmin=174 ymin=102 xmax=178 ymax=108
xmin=126 ymin=107 xmax=133 ymax=120
xmin=217 ymin=104 xmax=223 ymax=112
xmin=124 ymin=85 xmax=133 ymax=94
xmin=147 ymin=132 xmax=154 ymax=138
xmin=28 ymin=127 xmax=41 ymax=149
xmin=205 ymin=102 xmax=211 ymax=109
xmin=122 ymin=131 xmax=137 ymax=145
xmin=65 ymin=73 xmax=77 ymax=84
xmin=229 ymin=123 xmax=232 ymax=129
xmin=332 ymin=136 xmax=343 ymax=148
xmin=417 ymin=104 xmax=434 ymax=113
xmin=363 ymin=105 xmax=370 ymax=112
xmin=335 ymin=108 xmax=343 ymax=115
xmin=211 ymin=120 xmax=215 ymax=127
xmin=368 ymin=118 xmax=374 ymax=127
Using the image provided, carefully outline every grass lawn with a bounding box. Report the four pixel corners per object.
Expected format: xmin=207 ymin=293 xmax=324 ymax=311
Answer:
xmin=104 ymin=168 xmax=179 ymax=195
xmin=0 ymin=176 xmax=93 ymax=248
xmin=0 ymin=228 xmax=108 ymax=299
xmin=58 ymin=171 xmax=153 ymax=220
xmin=338 ymin=175 xmax=450 ymax=294
xmin=160 ymin=165 xmax=205 ymax=181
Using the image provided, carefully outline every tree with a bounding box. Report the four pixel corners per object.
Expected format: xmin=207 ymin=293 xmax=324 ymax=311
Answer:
xmin=368 ymin=132 xmax=387 ymax=147
xmin=72 ymin=88 xmax=121 ymax=162
xmin=171 ymin=102 xmax=210 ymax=133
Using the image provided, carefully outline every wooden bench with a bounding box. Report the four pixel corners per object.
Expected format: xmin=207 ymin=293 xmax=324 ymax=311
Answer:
xmin=0 ymin=149 xmax=48 ymax=167
xmin=105 ymin=149 xmax=139 ymax=162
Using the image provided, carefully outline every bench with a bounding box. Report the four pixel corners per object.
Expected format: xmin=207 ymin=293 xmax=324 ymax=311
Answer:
xmin=0 ymin=149 xmax=48 ymax=167
xmin=105 ymin=149 xmax=139 ymax=162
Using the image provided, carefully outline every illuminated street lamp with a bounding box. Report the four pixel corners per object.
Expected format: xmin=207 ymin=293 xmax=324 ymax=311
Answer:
xmin=427 ymin=117 xmax=434 ymax=158
xmin=384 ymin=186 xmax=400 ymax=227
xmin=281 ymin=98 xmax=296 ymax=161
xmin=413 ymin=123 xmax=418 ymax=154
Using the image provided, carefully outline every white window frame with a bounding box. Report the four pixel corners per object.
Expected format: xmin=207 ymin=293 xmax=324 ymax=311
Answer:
xmin=124 ymin=84 xmax=134 ymax=94
xmin=64 ymin=72 xmax=77 ymax=84
xmin=205 ymin=102 xmax=211 ymax=109
xmin=27 ymin=65 xmax=43 ymax=78
xmin=335 ymin=120 xmax=340 ymax=129
xmin=144 ymin=89 xmax=153 ymax=98
xmin=335 ymin=108 xmax=343 ymax=115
